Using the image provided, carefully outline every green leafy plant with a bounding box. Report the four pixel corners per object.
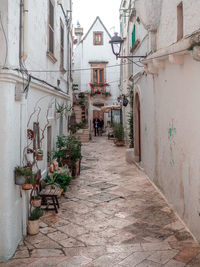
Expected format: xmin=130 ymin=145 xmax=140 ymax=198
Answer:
xmin=128 ymin=84 xmax=134 ymax=148
xmin=113 ymin=123 xmax=124 ymax=141
xmin=14 ymin=166 xmax=33 ymax=177
xmin=26 ymin=176 xmax=35 ymax=184
xmin=29 ymin=207 xmax=44 ymax=221
xmin=53 ymin=135 xmax=82 ymax=167
xmin=45 ymin=169 xmax=72 ymax=192
xmin=32 ymin=196 xmax=41 ymax=200
xmin=37 ymin=149 xmax=43 ymax=155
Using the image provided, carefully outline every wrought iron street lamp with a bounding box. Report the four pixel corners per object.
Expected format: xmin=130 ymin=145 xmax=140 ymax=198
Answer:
xmin=109 ymin=32 xmax=146 ymax=59
xmin=109 ymin=33 xmax=124 ymax=58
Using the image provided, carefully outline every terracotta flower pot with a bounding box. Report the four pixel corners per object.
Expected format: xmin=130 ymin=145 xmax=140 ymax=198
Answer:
xmin=22 ymin=184 xmax=33 ymax=190
xmin=115 ymin=139 xmax=125 ymax=146
xmin=27 ymin=219 xmax=39 ymax=235
xmin=31 ymin=199 xmax=41 ymax=207
xmin=36 ymin=154 xmax=43 ymax=161
xmin=58 ymin=188 xmax=64 ymax=198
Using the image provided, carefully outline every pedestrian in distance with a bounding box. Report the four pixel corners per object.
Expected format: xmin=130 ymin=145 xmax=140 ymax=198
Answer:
xmin=93 ymin=116 xmax=100 ymax=136
xmin=98 ymin=117 xmax=104 ymax=136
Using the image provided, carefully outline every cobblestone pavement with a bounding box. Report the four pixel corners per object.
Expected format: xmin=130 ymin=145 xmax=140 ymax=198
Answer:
xmin=2 ymin=137 xmax=200 ymax=266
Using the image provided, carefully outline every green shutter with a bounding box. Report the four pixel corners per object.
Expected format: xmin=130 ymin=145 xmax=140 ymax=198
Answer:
xmin=120 ymin=22 xmax=123 ymax=34
xmin=124 ymin=12 xmax=126 ymax=24
xmin=132 ymin=25 xmax=136 ymax=46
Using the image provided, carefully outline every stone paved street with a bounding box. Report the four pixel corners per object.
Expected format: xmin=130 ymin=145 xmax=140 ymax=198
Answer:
xmin=1 ymin=137 xmax=200 ymax=267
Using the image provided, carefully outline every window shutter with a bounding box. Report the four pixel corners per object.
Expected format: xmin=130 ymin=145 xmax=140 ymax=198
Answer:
xmin=132 ymin=25 xmax=136 ymax=47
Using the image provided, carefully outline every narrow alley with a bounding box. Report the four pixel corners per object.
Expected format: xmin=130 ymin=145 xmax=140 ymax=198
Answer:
xmin=2 ymin=137 xmax=200 ymax=267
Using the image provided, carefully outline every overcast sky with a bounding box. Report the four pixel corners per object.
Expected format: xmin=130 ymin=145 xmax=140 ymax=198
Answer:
xmin=72 ymin=0 xmax=121 ymax=37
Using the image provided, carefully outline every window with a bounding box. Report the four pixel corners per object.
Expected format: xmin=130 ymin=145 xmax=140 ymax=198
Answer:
xmin=48 ymin=0 xmax=54 ymax=54
xmin=60 ymin=20 xmax=64 ymax=69
xmin=132 ymin=25 xmax=136 ymax=47
xmin=94 ymin=32 xmax=103 ymax=45
xmin=177 ymin=2 xmax=183 ymax=41
xmin=93 ymin=68 xmax=104 ymax=83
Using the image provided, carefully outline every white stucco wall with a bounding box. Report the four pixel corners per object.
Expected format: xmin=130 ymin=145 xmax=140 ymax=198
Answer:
xmin=132 ymin=0 xmax=200 ymax=241
xmin=152 ymin=55 xmax=200 ymax=240
xmin=0 ymin=0 xmax=72 ymax=261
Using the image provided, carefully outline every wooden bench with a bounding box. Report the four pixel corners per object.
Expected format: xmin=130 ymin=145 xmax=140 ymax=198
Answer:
xmin=39 ymin=187 xmax=60 ymax=213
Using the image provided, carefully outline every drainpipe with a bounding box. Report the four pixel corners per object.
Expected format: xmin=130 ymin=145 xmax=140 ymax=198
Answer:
xmin=19 ymin=0 xmax=23 ymax=66
xmin=23 ymin=0 xmax=28 ymax=61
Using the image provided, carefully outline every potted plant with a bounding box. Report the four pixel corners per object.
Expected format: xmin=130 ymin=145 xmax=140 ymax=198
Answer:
xmin=22 ymin=176 xmax=35 ymax=190
xmin=36 ymin=149 xmax=43 ymax=161
xmin=113 ymin=123 xmax=125 ymax=146
xmin=53 ymin=135 xmax=82 ymax=177
xmin=31 ymin=196 xmax=42 ymax=207
xmin=14 ymin=166 xmax=33 ymax=186
xmin=27 ymin=207 xmax=44 ymax=235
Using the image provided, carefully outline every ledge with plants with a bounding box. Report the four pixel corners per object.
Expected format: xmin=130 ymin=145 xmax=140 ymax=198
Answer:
xmin=90 ymin=91 xmax=111 ymax=97
xmin=89 ymin=82 xmax=110 ymax=90
xmin=14 ymin=166 xmax=35 ymax=190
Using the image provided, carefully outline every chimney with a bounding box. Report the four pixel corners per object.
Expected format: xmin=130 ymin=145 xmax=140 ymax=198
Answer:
xmin=74 ymin=21 xmax=83 ymax=43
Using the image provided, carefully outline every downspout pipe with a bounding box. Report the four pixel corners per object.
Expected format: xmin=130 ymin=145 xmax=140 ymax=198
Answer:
xmin=19 ymin=0 xmax=23 ymax=67
xmin=23 ymin=0 xmax=28 ymax=61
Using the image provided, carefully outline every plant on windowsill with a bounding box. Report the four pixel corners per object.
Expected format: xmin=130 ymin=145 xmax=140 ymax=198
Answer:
xmin=27 ymin=207 xmax=44 ymax=235
xmin=14 ymin=166 xmax=34 ymax=187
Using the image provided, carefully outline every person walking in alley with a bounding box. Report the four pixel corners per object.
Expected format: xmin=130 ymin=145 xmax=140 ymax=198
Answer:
xmin=93 ymin=116 xmax=100 ymax=136
xmin=98 ymin=117 xmax=104 ymax=136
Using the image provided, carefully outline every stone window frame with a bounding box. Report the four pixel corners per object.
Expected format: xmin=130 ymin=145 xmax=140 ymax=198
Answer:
xmin=47 ymin=0 xmax=57 ymax=63
xmin=93 ymin=32 xmax=104 ymax=46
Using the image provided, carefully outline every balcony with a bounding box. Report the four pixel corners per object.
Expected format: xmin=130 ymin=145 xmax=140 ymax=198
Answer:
xmin=89 ymin=82 xmax=110 ymax=89
xmin=90 ymin=90 xmax=111 ymax=98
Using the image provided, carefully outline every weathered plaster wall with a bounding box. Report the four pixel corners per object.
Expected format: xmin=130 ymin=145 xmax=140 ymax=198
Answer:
xmin=152 ymin=55 xmax=200 ymax=240
xmin=135 ymin=0 xmax=162 ymax=31
xmin=132 ymin=0 xmax=200 ymax=241
xmin=158 ymin=0 xmax=200 ymax=49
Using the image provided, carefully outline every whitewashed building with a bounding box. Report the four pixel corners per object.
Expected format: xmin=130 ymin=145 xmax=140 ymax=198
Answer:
xmin=0 ymin=0 xmax=73 ymax=261
xmin=121 ymin=0 xmax=200 ymax=241
xmin=73 ymin=17 xmax=120 ymax=132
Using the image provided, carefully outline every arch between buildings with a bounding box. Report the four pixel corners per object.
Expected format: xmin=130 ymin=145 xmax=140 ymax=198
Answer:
xmin=134 ymin=86 xmax=141 ymax=162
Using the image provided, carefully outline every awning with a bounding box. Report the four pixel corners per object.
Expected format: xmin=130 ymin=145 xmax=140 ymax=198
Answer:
xmin=101 ymin=105 xmax=121 ymax=113
xmin=91 ymin=105 xmax=101 ymax=111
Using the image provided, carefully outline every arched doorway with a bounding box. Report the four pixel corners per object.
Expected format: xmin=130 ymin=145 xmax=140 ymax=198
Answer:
xmin=134 ymin=93 xmax=141 ymax=162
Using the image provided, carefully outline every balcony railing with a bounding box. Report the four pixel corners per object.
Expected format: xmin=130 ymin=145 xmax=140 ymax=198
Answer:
xmin=89 ymin=82 xmax=110 ymax=89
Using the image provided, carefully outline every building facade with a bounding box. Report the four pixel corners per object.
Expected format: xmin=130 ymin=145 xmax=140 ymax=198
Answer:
xmin=73 ymin=17 xmax=120 ymax=134
xmin=121 ymin=0 xmax=200 ymax=241
xmin=0 ymin=0 xmax=73 ymax=261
